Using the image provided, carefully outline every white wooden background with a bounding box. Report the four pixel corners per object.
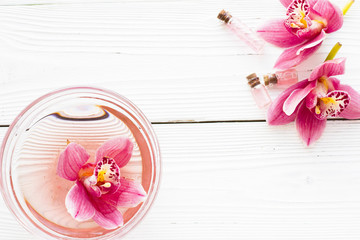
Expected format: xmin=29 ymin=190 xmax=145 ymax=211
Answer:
xmin=0 ymin=0 xmax=359 ymax=239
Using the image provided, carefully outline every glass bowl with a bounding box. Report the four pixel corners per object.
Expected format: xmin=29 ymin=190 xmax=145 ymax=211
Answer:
xmin=0 ymin=86 xmax=161 ymax=239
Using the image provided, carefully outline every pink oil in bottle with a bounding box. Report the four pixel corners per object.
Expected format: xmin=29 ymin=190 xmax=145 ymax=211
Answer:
xmin=246 ymin=73 xmax=271 ymax=108
xmin=218 ymin=10 xmax=265 ymax=54
xmin=264 ymin=68 xmax=298 ymax=87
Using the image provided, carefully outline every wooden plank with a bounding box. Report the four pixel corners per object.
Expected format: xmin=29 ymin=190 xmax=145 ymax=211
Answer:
xmin=0 ymin=0 xmax=355 ymax=55
xmin=1 ymin=120 xmax=360 ymax=239
xmin=0 ymin=0 xmax=359 ymax=124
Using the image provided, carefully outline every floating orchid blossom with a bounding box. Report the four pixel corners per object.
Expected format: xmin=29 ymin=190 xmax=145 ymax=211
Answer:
xmin=57 ymin=137 xmax=147 ymax=229
xmin=257 ymin=0 xmax=344 ymax=69
xmin=267 ymin=58 xmax=360 ymax=145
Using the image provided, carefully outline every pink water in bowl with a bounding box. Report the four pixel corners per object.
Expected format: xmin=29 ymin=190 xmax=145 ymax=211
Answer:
xmin=0 ymin=87 xmax=161 ymax=239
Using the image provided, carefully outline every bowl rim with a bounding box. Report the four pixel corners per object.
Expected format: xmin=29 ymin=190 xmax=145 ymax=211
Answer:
xmin=0 ymin=86 xmax=161 ymax=240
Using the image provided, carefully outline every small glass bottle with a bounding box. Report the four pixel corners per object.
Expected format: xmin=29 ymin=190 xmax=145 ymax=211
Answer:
xmin=217 ymin=10 xmax=265 ymax=54
xmin=263 ymin=68 xmax=298 ymax=87
xmin=246 ymin=73 xmax=272 ymax=108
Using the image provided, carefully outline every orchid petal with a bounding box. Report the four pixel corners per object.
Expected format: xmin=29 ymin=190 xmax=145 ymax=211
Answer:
xmin=309 ymin=58 xmax=346 ymax=81
xmin=101 ymin=177 xmax=147 ymax=208
xmin=280 ymin=0 xmax=318 ymax=8
xmin=65 ymin=181 xmax=96 ymax=221
xmin=280 ymin=0 xmax=294 ymax=7
xmin=327 ymin=76 xmax=340 ymax=90
xmin=295 ymin=30 xmax=325 ymax=55
xmin=312 ymin=0 xmax=343 ymax=33
xmin=283 ymin=80 xmax=317 ymax=115
xmin=338 ymin=84 xmax=360 ymax=119
xmin=296 ymin=102 xmax=326 ymax=146
xmin=309 ymin=0 xmax=318 ymax=6
xmin=257 ymin=19 xmax=307 ymax=48
xmin=95 ymin=137 xmax=133 ymax=168
xmin=57 ymin=142 xmax=90 ymax=181
xmin=314 ymin=90 xmax=350 ymax=120
xmin=267 ymin=80 xmax=309 ymax=125
xmin=305 ymin=90 xmax=318 ymax=109
xmin=92 ymin=198 xmax=124 ymax=230
xmin=274 ymin=30 xmax=325 ymax=69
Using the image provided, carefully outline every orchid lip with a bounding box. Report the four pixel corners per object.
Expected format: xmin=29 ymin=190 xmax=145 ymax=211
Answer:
xmin=285 ymin=0 xmax=311 ymax=30
xmin=313 ymin=90 xmax=350 ymax=120
xmin=94 ymin=157 xmax=121 ymax=194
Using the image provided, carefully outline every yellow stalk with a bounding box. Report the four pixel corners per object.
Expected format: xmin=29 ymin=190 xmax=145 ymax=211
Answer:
xmin=343 ymin=0 xmax=355 ymax=15
xmin=324 ymin=42 xmax=342 ymax=61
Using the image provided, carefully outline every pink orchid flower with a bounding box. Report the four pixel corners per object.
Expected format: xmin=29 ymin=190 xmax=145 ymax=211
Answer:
xmin=57 ymin=137 xmax=147 ymax=229
xmin=258 ymin=0 xmax=343 ymax=69
xmin=267 ymin=58 xmax=360 ymax=145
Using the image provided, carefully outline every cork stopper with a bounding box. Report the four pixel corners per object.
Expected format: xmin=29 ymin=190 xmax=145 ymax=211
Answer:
xmin=246 ymin=73 xmax=260 ymax=88
xmin=217 ymin=10 xmax=232 ymax=23
xmin=263 ymin=73 xmax=278 ymax=86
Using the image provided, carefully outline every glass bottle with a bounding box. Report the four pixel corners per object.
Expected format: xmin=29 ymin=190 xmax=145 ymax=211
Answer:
xmin=263 ymin=68 xmax=298 ymax=87
xmin=246 ymin=73 xmax=272 ymax=108
xmin=217 ymin=10 xmax=265 ymax=54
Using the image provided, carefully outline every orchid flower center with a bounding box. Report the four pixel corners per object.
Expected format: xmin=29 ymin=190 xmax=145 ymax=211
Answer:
xmin=310 ymin=76 xmax=350 ymax=120
xmin=285 ymin=0 xmax=311 ymax=29
xmin=315 ymin=97 xmax=336 ymax=114
xmin=292 ymin=10 xmax=307 ymax=28
xmin=95 ymin=157 xmax=120 ymax=186
xmin=94 ymin=157 xmax=121 ymax=194
xmin=313 ymin=90 xmax=350 ymax=120
xmin=78 ymin=157 xmax=121 ymax=196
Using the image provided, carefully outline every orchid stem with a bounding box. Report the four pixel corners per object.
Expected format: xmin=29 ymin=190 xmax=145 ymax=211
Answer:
xmin=325 ymin=42 xmax=342 ymax=61
xmin=343 ymin=0 xmax=354 ymax=15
